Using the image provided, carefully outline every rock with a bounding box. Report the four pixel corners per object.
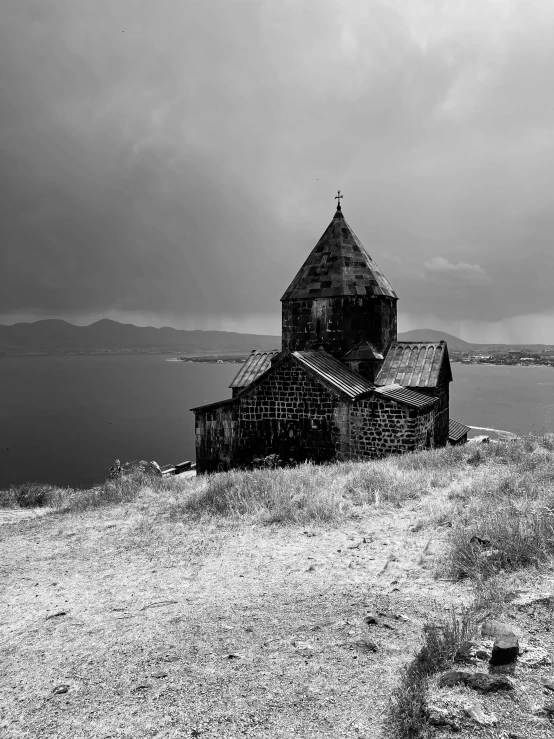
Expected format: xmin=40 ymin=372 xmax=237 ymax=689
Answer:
xmin=480 ymin=619 xmax=522 ymax=639
xmin=463 ymin=702 xmax=497 ymax=726
xmin=470 ymin=536 xmax=492 ymax=548
xmin=356 ymin=638 xmax=378 ymax=652
xmin=512 ymin=592 xmax=552 ymax=609
xmin=53 ymin=684 xmax=69 ymax=695
xmin=455 ymin=641 xmax=478 ymax=663
xmin=147 ymin=461 xmax=162 ymax=476
xmin=476 ymin=648 xmax=490 ymax=661
xmin=426 ymin=705 xmax=461 ymax=730
xmin=519 ymin=646 xmax=552 ymax=668
xmin=533 ymin=702 xmax=554 ymax=717
xmin=109 ymin=459 xmax=122 ymax=478
xmin=542 ymin=677 xmax=554 ymax=692
xmin=46 ymin=610 xmax=67 ymax=620
xmin=466 ymin=673 xmax=514 ymax=693
xmin=490 ymin=635 xmax=519 ymax=665
xmin=438 ymin=670 xmax=470 ymax=688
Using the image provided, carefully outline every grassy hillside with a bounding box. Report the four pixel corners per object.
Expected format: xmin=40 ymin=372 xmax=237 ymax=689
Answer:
xmin=1 ymin=439 xmax=554 ymax=738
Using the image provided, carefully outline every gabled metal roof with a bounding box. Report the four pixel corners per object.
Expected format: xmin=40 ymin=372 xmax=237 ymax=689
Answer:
xmin=449 ymin=419 xmax=470 ymax=442
xmin=375 ymin=342 xmax=452 ymax=388
xmin=281 ymin=207 xmax=397 ymax=301
xmin=229 ymin=350 xmax=280 ymax=389
xmin=292 ymin=351 xmax=374 ymax=399
xmin=191 ymin=397 xmax=237 ymax=413
xmin=373 ymin=384 xmax=438 ymax=411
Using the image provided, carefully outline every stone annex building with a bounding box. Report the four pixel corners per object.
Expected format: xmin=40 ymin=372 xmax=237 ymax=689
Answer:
xmin=192 ymin=196 xmax=468 ymax=474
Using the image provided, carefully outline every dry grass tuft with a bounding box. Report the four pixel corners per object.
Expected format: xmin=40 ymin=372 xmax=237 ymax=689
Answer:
xmin=386 ymin=608 xmax=474 ymax=739
xmin=0 ymin=482 xmax=70 ymax=508
xmin=442 ymin=435 xmax=554 ymax=580
xmin=173 ymin=446 xmax=468 ymax=525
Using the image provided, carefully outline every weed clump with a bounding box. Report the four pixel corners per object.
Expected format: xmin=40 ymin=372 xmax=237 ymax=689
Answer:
xmin=443 ymin=435 xmax=554 ymax=580
xmin=386 ymin=609 xmax=474 ymax=739
xmin=0 ymin=482 xmax=67 ymax=509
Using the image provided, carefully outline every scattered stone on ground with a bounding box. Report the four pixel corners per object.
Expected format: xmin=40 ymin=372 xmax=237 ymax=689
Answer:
xmin=490 ymin=635 xmax=519 ymax=665
xmin=438 ymin=670 xmax=514 ymax=693
xmin=480 ymin=619 xmax=522 ymax=639
xmin=426 ymin=703 xmax=461 ymax=731
xmin=463 ymin=701 xmax=498 ymax=726
xmin=364 ymin=613 xmax=378 ymax=626
xmin=455 ymin=639 xmax=493 ymax=664
xmin=519 ymin=645 xmax=552 ymax=668
xmin=466 ymin=672 xmax=514 ymax=693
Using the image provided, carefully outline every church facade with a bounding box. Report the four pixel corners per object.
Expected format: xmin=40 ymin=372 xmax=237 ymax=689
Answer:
xmin=192 ymin=197 xmax=462 ymax=474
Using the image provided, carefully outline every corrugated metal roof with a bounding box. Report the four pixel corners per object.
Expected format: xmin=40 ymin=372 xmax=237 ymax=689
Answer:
xmin=229 ymin=350 xmax=280 ymax=389
xmin=375 ymin=342 xmax=452 ymax=388
xmin=292 ymin=351 xmax=374 ymax=399
xmin=281 ymin=208 xmax=397 ymax=301
xmin=373 ymin=384 xmax=437 ymax=410
xmin=449 ymin=419 xmax=470 ymax=441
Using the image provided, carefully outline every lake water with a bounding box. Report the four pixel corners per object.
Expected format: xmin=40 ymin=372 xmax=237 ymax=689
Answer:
xmin=0 ymin=355 xmax=552 ymax=489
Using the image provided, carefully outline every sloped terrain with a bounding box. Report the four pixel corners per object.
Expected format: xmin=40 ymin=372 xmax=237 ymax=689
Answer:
xmin=1 ymin=439 xmax=553 ymax=738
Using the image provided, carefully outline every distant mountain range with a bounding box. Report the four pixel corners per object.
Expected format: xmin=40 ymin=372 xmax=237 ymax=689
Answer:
xmin=0 ymin=319 xmax=547 ymax=354
xmin=0 ymin=319 xmax=281 ymax=355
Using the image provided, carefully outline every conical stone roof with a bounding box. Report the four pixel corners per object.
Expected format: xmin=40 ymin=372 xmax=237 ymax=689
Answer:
xmin=281 ymin=206 xmax=397 ymax=301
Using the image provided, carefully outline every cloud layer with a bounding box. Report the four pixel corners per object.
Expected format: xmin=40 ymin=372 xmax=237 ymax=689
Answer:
xmin=1 ymin=0 xmax=553 ymax=341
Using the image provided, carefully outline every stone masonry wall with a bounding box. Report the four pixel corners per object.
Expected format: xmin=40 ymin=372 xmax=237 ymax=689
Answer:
xmin=194 ymin=401 xmax=238 ymax=474
xmin=411 ymin=362 xmax=450 ymax=447
xmin=235 ymin=360 xmax=344 ymax=467
xmin=282 ymin=295 xmax=397 ymax=359
xmin=349 ymin=397 xmax=435 ymax=459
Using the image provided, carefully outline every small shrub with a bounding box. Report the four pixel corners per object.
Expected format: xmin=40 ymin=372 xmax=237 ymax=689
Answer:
xmin=386 ymin=608 xmax=473 ymax=739
xmin=179 ymin=463 xmax=351 ymax=524
xmin=0 ymin=482 xmax=65 ymax=508
xmin=472 ymin=573 xmax=515 ymax=615
xmin=62 ymin=472 xmax=164 ymax=513
xmin=447 ymin=498 xmax=554 ymax=580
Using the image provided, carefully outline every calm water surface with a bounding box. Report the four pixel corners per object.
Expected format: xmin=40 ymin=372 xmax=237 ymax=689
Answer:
xmin=0 ymin=356 xmax=552 ymax=489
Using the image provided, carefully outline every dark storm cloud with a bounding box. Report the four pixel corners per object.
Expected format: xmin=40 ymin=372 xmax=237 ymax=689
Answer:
xmin=1 ymin=1 xmax=554 ymax=339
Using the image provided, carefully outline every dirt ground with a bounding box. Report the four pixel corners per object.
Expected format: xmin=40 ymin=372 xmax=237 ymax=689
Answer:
xmin=2 ymin=482 xmax=553 ymax=739
xmin=0 ymin=490 xmax=471 ymax=739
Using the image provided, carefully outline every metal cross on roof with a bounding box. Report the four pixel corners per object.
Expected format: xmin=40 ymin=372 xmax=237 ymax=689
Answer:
xmin=335 ymin=190 xmax=343 ymax=210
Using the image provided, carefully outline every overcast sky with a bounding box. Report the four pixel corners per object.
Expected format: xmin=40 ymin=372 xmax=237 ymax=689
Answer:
xmin=1 ymin=0 xmax=553 ymax=342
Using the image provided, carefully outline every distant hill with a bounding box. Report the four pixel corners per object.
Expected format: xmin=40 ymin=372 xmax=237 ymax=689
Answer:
xmin=397 ymin=329 xmax=474 ymax=349
xmin=1 ymin=320 xmax=548 ymax=355
xmin=0 ymin=319 xmax=281 ymax=355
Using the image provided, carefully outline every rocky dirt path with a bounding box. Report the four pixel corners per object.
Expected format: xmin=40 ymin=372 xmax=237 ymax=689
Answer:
xmin=0 ymin=499 xmax=468 ymax=738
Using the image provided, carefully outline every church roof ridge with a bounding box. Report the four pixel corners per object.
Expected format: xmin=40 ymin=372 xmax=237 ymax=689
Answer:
xmin=281 ymin=205 xmax=397 ymax=301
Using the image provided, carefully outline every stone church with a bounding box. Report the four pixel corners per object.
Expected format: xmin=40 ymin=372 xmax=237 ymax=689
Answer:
xmin=192 ymin=195 xmax=467 ymax=474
